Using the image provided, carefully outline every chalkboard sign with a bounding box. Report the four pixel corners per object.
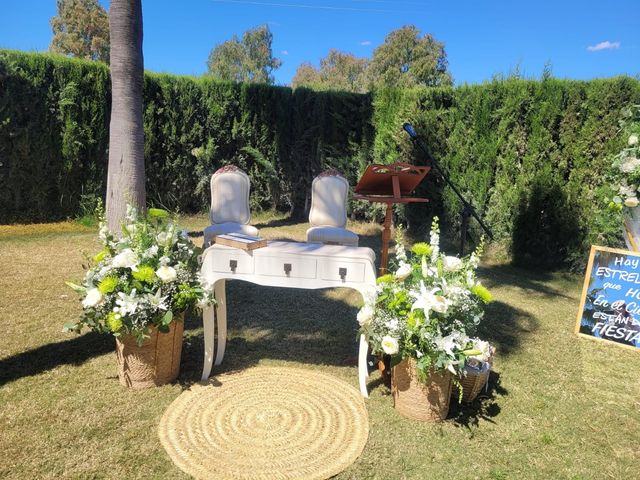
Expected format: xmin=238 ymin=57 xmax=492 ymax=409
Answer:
xmin=576 ymin=246 xmax=640 ymax=350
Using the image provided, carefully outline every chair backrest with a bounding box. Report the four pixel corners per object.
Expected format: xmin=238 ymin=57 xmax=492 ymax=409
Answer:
xmin=308 ymin=170 xmax=349 ymax=228
xmin=210 ymin=166 xmax=251 ymax=225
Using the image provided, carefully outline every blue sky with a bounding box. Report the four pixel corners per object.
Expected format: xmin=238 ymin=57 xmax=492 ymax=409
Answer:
xmin=1 ymin=0 xmax=637 ymax=86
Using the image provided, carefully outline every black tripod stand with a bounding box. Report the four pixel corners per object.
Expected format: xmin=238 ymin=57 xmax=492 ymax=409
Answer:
xmin=403 ymin=122 xmax=493 ymax=255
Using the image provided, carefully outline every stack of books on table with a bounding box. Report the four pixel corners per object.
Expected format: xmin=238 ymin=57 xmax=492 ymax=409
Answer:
xmin=214 ymin=233 xmax=267 ymax=251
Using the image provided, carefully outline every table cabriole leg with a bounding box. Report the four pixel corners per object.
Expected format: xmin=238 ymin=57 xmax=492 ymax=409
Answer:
xmin=201 ymin=303 xmax=215 ymax=381
xmin=214 ymin=279 xmax=227 ymax=366
xmin=358 ymin=334 xmax=370 ymax=398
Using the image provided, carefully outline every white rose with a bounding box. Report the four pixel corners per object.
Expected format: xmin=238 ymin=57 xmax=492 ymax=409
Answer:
xmin=357 ymin=305 xmax=374 ymax=326
xmin=624 ymin=197 xmax=639 ymax=208
xmin=431 ymin=294 xmax=449 ymax=313
xmin=629 ymin=134 xmax=639 ymax=146
xmin=156 ymin=232 xmax=170 ymax=245
xmin=619 ymin=158 xmax=640 ymax=173
xmin=381 ymin=335 xmax=399 ymax=355
xmin=395 ymin=262 xmax=412 ymax=280
xmin=82 ymin=288 xmax=104 ymax=308
xmin=156 ymin=265 xmax=177 ymax=283
xmin=443 ymin=255 xmax=463 ymax=272
xmin=112 ymin=248 xmax=138 ymax=270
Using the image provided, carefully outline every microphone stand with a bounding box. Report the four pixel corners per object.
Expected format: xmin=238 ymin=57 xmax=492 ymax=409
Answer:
xmin=402 ymin=122 xmax=493 ymax=255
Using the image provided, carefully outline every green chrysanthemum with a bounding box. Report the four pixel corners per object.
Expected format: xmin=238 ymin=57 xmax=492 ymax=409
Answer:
xmin=106 ymin=312 xmax=123 ymax=333
xmin=471 ymin=284 xmax=493 ymax=304
xmin=98 ymin=276 xmax=119 ymax=294
xmin=411 ymin=242 xmax=432 ymax=257
xmin=93 ymin=249 xmax=109 ymax=263
xmin=133 ymin=265 xmax=156 ymax=283
xmin=376 ymin=274 xmax=394 ymax=284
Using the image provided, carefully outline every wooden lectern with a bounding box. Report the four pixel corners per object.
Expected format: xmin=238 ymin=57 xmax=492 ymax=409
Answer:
xmin=354 ymin=162 xmax=430 ymax=275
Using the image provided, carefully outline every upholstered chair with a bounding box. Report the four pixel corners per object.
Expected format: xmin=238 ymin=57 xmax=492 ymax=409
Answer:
xmin=203 ymin=166 xmax=259 ymax=247
xmin=306 ymin=170 xmax=359 ymax=247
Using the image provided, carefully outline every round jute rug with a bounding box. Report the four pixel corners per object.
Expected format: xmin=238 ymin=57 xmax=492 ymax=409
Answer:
xmin=158 ymin=366 xmax=369 ymax=480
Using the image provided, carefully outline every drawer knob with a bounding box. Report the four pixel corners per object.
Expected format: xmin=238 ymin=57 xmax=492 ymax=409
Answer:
xmin=229 ymin=259 xmax=238 ymax=272
xmin=284 ymin=263 xmax=292 ymax=275
xmin=339 ymin=267 xmax=347 ymax=280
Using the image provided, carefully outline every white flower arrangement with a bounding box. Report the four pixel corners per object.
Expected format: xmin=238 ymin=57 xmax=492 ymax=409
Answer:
xmin=65 ymin=205 xmax=214 ymax=345
xmin=358 ymin=217 xmax=493 ymax=382
xmin=608 ymin=105 xmax=640 ymax=211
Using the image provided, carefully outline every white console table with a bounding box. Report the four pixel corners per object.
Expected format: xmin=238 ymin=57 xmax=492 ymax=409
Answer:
xmin=200 ymin=241 xmax=377 ymax=397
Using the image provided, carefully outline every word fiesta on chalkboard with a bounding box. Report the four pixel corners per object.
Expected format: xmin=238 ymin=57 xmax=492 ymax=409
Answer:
xmin=576 ymin=245 xmax=640 ymax=350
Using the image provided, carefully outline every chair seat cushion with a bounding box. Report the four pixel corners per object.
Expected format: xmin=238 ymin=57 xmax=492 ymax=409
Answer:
xmin=203 ymin=223 xmax=259 ymax=246
xmin=306 ymin=226 xmax=359 ymax=247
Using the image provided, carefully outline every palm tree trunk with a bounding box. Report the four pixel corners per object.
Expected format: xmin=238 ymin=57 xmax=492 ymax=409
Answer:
xmin=106 ymin=0 xmax=145 ymax=231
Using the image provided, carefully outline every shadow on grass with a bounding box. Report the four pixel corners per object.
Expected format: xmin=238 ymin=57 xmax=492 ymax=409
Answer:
xmin=177 ymin=280 xmax=366 ymax=384
xmin=476 ymin=300 xmax=538 ymax=357
xmin=449 ymin=371 xmax=507 ymax=429
xmin=478 ymin=263 xmax=574 ymax=300
xmin=0 ymin=331 xmax=112 ymax=386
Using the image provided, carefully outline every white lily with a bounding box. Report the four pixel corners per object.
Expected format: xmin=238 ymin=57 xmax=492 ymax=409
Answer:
xmin=411 ymin=281 xmax=449 ymax=315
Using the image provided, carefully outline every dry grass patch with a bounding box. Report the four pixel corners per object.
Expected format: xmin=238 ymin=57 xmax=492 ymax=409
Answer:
xmin=0 ymin=215 xmax=638 ymax=479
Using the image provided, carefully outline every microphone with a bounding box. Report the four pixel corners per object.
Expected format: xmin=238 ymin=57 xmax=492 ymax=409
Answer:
xmin=402 ymin=122 xmax=417 ymax=139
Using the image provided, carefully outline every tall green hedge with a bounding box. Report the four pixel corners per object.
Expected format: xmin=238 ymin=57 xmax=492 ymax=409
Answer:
xmin=373 ymin=78 xmax=640 ymax=268
xmin=1 ymin=49 xmax=639 ymax=269
xmin=0 ymin=50 xmax=372 ymax=223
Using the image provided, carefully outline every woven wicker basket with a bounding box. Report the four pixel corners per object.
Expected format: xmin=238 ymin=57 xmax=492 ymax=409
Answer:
xmin=115 ymin=316 xmax=184 ymax=389
xmin=391 ymin=358 xmax=452 ymax=422
xmin=453 ymin=360 xmax=491 ymax=403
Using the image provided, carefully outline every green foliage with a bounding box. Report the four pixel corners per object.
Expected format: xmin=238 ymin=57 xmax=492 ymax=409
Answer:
xmin=368 ymin=25 xmax=452 ymax=89
xmin=206 ymin=24 xmax=282 ymax=84
xmin=50 ymin=0 xmax=110 ymax=63
xmin=2 ymin=49 xmax=640 ymax=270
xmin=292 ymin=49 xmax=369 ymax=93
xmin=0 ymin=50 xmax=370 ymax=223
xmin=372 ymin=77 xmax=640 ymax=269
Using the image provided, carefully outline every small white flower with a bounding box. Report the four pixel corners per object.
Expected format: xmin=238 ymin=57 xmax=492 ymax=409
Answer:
xmin=112 ymin=248 xmax=138 ymax=270
xmin=381 ymin=335 xmax=399 ymax=355
xmin=395 ymin=262 xmax=412 ymax=281
xmin=125 ymin=224 xmax=137 ymax=234
xmin=143 ymin=245 xmax=159 ymax=258
xmin=619 ymin=157 xmax=640 ymax=173
xmin=357 ymin=305 xmax=374 ymax=326
xmin=629 ymin=134 xmax=639 ymax=146
xmin=362 ymin=286 xmax=377 ymax=307
xmin=156 ymin=265 xmax=177 ymax=283
xmin=82 ymin=288 xmax=104 ymax=308
xmin=624 ymin=197 xmax=639 ymax=208
xmin=443 ymin=255 xmax=463 ymax=272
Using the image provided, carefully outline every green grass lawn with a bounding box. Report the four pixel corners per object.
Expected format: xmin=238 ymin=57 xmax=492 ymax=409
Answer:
xmin=1 ymin=214 xmax=638 ymax=479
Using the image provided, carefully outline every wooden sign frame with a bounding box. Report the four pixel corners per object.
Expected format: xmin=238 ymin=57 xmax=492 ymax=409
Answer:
xmin=575 ymin=245 xmax=640 ymax=351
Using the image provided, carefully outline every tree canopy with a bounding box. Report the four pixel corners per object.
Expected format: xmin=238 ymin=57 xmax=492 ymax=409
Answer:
xmin=207 ymin=25 xmax=282 ymax=84
xmin=369 ymin=25 xmax=452 ymax=88
xmin=292 ymin=49 xmax=369 ymax=93
xmin=50 ymin=0 xmax=110 ymax=63
xmin=293 ymin=25 xmax=451 ymax=92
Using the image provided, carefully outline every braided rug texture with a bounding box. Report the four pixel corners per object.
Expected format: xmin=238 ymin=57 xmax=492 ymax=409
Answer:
xmin=158 ymin=366 xmax=369 ymax=480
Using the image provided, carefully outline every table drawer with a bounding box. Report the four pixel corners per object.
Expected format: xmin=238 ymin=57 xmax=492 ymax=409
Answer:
xmin=319 ymin=260 xmax=365 ymax=283
xmin=211 ymin=251 xmax=254 ymax=274
xmin=255 ymin=256 xmax=317 ymax=279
